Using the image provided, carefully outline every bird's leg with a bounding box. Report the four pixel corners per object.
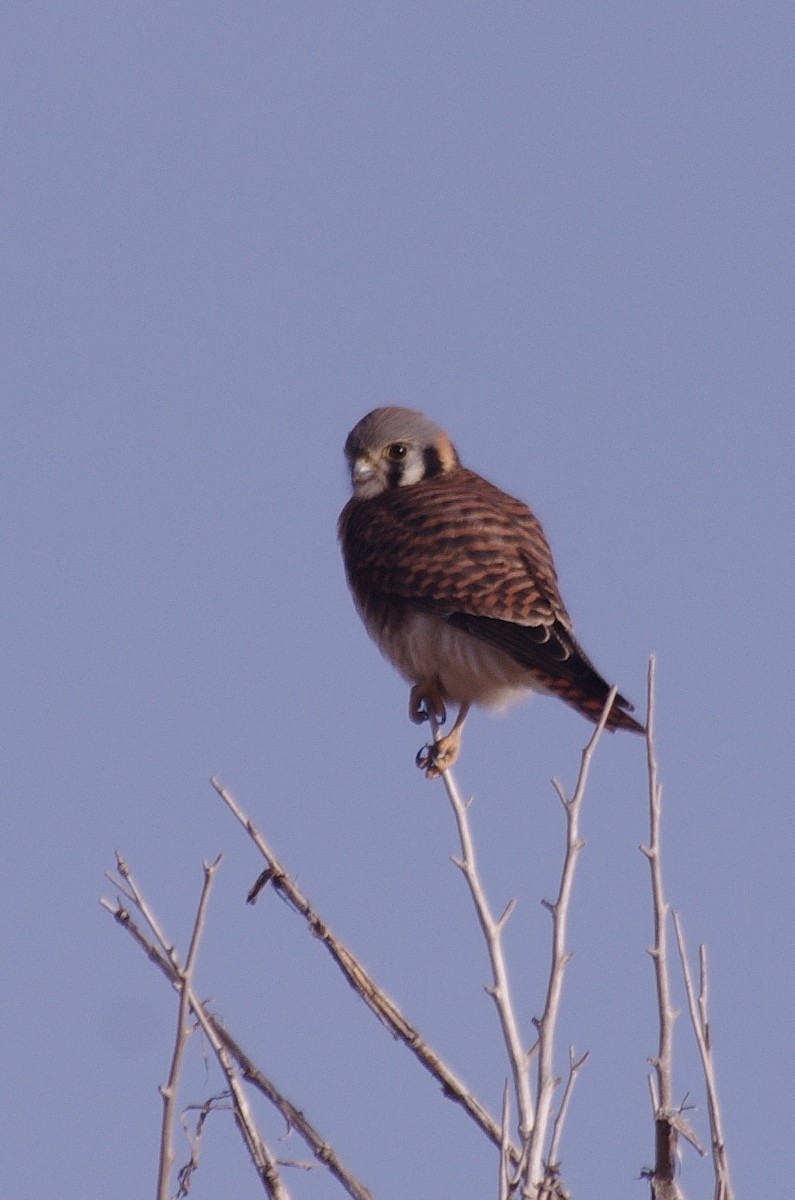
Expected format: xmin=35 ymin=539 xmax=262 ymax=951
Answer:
xmin=409 ymin=677 xmax=447 ymax=726
xmin=416 ymin=701 xmax=471 ymax=780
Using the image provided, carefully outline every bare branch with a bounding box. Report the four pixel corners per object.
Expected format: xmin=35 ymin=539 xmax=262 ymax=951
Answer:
xmin=547 ymin=1047 xmax=589 ymax=1171
xmin=108 ymin=852 xmax=176 ymax=962
xmin=209 ymin=777 xmax=511 ymax=1159
xmin=157 ymin=856 xmax=222 ymax=1200
xmin=640 ymin=657 xmax=683 ymax=1199
xmin=427 ymin=695 xmax=610 ymax=1198
xmin=498 ymin=1082 xmax=512 ymax=1200
xmin=103 ymin=862 xmax=289 ymax=1200
xmin=672 ymin=915 xmax=735 ymax=1200
xmin=526 ymin=689 xmax=615 ymax=1193
xmin=101 ymin=891 xmax=377 ymax=1200
xmin=190 ymin=1003 xmax=290 ymax=1200
xmin=208 ymin=1014 xmax=377 ymax=1200
xmin=424 ymin=717 xmax=534 ymax=1153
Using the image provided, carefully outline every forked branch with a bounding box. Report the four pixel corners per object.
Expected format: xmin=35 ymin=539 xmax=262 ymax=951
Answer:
xmin=102 ymin=861 xmax=374 ymax=1200
xmin=430 ymin=691 xmax=615 ymax=1198
xmin=209 ymin=776 xmax=513 ymax=1161
xmin=527 ymin=689 xmax=616 ymax=1195
xmin=672 ymin=916 xmax=734 ymax=1200
xmin=640 ymin=657 xmax=683 ymax=1199
xmin=156 ymin=855 xmax=221 ymax=1200
xmin=426 ymin=716 xmax=535 ymax=1150
xmin=641 ymin=658 xmax=735 ymax=1197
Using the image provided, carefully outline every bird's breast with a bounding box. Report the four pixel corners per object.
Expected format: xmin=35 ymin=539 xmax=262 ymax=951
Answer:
xmin=361 ymin=604 xmax=539 ymax=711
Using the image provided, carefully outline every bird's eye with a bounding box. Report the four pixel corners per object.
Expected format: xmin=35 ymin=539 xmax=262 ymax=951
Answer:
xmin=385 ymin=442 xmax=408 ymax=462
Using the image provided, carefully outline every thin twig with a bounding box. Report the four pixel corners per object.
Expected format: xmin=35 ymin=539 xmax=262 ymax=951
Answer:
xmin=108 ymin=852 xmax=175 ymax=962
xmin=178 ymin=1093 xmax=230 ymax=1197
xmin=547 ymin=1047 xmax=589 ymax=1171
xmin=499 ymin=1082 xmax=512 ymax=1200
xmin=672 ymin=915 xmax=735 ymax=1200
xmin=640 ymin=656 xmax=683 ymax=1199
xmin=525 ymin=689 xmax=615 ymax=1194
xmin=209 ymin=1014 xmax=376 ymax=1200
xmin=208 ymin=776 xmax=513 ymax=1160
xmin=100 ymin=894 xmax=376 ymax=1200
xmin=156 ymin=856 xmax=222 ymax=1200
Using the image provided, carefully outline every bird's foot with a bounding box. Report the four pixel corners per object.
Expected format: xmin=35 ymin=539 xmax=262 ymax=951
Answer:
xmin=415 ymin=727 xmax=463 ymax=780
xmin=409 ymin=679 xmax=446 ymax=726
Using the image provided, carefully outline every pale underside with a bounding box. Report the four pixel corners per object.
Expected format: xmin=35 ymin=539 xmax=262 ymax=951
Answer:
xmin=359 ymin=604 xmax=552 ymax=711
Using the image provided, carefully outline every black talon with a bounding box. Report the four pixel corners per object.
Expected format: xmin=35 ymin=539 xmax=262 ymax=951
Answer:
xmin=416 ymin=741 xmax=444 ymax=779
xmin=421 ymin=701 xmax=446 ymax=726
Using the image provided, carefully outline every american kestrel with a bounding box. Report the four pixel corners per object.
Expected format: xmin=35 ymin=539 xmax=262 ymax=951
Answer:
xmin=339 ymin=407 xmax=643 ymax=777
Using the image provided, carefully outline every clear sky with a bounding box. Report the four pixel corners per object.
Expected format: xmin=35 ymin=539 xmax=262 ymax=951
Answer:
xmin=3 ymin=4 xmax=793 ymax=1198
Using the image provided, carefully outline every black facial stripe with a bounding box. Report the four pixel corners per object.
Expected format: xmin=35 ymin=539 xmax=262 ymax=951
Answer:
xmin=386 ymin=460 xmax=404 ymax=489
xmin=422 ymin=445 xmax=444 ymax=478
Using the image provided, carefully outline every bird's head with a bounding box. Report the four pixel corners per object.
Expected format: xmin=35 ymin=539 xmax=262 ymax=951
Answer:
xmin=344 ymin=407 xmax=460 ymax=500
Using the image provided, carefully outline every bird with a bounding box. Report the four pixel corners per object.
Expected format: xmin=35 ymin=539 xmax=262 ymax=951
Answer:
xmin=338 ymin=406 xmax=643 ymax=777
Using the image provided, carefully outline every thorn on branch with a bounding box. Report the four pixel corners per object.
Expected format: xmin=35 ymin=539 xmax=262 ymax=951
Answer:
xmin=524 ymin=1043 xmax=539 ymax=1067
xmin=550 ymin=778 xmax=569 ymax=809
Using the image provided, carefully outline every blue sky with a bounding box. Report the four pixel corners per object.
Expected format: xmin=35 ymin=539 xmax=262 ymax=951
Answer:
xmin=3 ymin=4 xmax=793 ymax=1197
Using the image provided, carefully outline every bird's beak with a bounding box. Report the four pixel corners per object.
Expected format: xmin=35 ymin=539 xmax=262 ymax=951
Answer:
xmin=349 ymin=455 xmax=382 ymax=498
xmin=351 ymin=457 xmax=375 ymax=484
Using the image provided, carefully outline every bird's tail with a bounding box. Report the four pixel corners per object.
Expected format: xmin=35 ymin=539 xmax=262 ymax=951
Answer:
xmin=537 ymin=648 xmax=645 ymax=734
xmin=547 ymin=672 xmax=645 ymax=734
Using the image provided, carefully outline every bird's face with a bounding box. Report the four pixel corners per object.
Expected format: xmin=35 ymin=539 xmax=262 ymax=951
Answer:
xmin=344 ymin=406 xmax=460 ymax=500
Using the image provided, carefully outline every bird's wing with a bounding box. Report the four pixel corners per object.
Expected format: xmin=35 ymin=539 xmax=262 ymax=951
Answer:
xmin=340 ymin=466 xmax=570 ymax=628
xmin=339 ymin=467 xmax=642 ymax=731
